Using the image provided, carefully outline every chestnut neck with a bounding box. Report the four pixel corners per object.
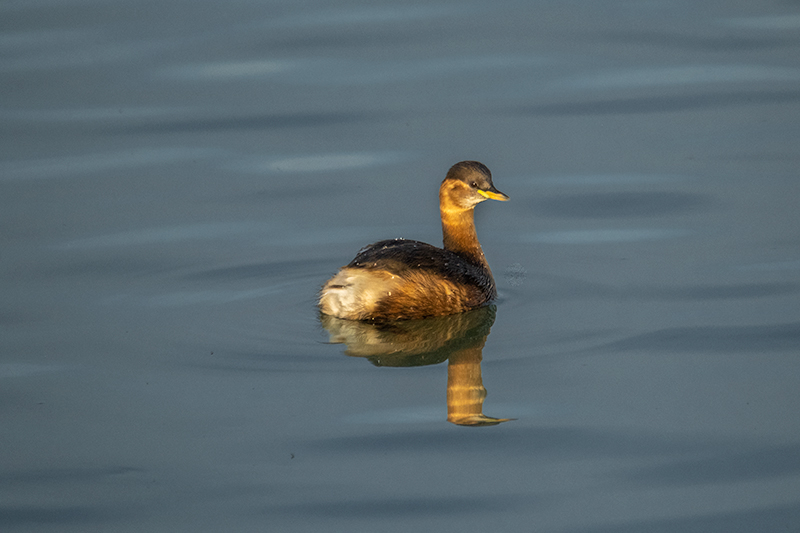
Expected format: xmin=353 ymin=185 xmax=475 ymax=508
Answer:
xmin=440 ymin=205 xmax=488 ymax=268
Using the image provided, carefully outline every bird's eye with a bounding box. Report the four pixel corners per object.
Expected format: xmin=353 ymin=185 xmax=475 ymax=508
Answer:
xmin=470 ymin=181 xmax=478 ymax=188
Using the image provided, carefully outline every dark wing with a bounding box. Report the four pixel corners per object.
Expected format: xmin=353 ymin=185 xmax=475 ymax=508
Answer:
xmin=349 ymin=239 xmax=455 ymax=270
xmin=347 ymin=239 xmax=492 ymax=292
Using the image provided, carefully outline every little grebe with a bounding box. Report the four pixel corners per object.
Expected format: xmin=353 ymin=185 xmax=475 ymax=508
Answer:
xmin=319 ymin=161 xmax=508 ymax=321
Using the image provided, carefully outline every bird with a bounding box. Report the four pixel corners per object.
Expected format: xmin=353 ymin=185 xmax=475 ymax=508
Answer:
xmin=319 ymin=161 xmax=508 ymax=321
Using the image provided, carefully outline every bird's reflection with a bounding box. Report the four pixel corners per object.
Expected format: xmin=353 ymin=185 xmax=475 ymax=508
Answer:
xmin=320 ymin=305 xmax=513 ymax=426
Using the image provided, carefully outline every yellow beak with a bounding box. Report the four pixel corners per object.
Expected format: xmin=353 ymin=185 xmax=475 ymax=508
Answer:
xmin=478 ymin=189 xmax=510 ymax=201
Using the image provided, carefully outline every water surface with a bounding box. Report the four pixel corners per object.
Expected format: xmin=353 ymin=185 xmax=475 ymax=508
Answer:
xmin=2 ymin=0 xmax=800 ymax=531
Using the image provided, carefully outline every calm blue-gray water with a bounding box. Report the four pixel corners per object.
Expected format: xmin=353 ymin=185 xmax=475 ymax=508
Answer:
xmin=2 ymin=0 xmax=800 ymax=531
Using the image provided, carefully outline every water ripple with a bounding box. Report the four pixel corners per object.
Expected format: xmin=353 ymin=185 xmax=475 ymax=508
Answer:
xmin=55 ymin=224 xmax=386 ymax=249
xmin=167 ymin=55 xmax=547 ymax=85
xmin=264 ymin=5 xmax=460 ymax=28
xmin=723 ymin=14 xmax=800 ymax=30
xmin=256 ymin=152 xmax=407 ymax=173
xmin=0 ymin=363 xmax=64 ymax=378
xmin=0 ymin=147 xmax=224 ymax=181
xmin=507 ymin=174 xmax=685 ymax=186
xmin=523 ymin=229 xmax=687 ymax=244
xmin=561 ymin=65 xmax=800 ymax=91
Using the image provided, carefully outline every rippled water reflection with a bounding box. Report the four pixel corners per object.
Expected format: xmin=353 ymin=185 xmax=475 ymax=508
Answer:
xmin=322 ymin=306 xmax=514 ymax=426
xmin=2 ymin=0 xmax=800 ymax=531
